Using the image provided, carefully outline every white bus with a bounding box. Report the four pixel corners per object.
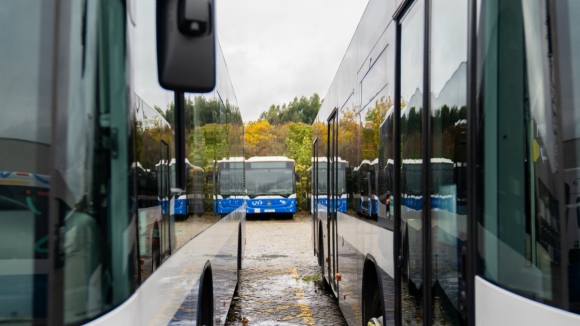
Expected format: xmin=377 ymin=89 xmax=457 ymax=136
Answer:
xmin=0 ymin=1 xmax=246 ymax=325
xmin=311 ymin=0 xmax=580 ymax=325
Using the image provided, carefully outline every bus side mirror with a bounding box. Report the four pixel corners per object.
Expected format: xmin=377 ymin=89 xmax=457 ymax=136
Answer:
xmin=295 ymin=173 xmax=301 ymax=182
xmin=157 ymin=0 xmax=216 ymax=92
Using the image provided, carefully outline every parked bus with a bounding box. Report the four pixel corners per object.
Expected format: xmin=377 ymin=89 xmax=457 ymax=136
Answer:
xmin=0 ymin=172 xmax=50 ymax=321
xmin=311 ymin=0 xmax=580 ymax=325
xmin=355 ymin=159 xmax=378 ymax=218
xmin=307 ymin=157 xmax=347 ymax=214
xmin=170 ymin=158 xmax=188 ymax=219
xmin=215 ymin=157 xmax=246 ymax=215
xmin=245 ymin=156 xmax=297 ymax=217
xmin=0 ymin=1 xmax=245 ymax=325
xmin=187 ymin=164 xmax=206 ymax=217
xmin=171 ymin=159 xmax=206 ymax=219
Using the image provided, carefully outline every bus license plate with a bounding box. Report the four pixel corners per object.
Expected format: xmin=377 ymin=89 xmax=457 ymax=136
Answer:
xmin=264 ymin=209 xmax=275 ymax=212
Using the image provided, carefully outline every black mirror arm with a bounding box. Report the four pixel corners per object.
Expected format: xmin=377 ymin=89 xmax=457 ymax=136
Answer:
xmin=174 ymin=91 xmax=186 ymax=192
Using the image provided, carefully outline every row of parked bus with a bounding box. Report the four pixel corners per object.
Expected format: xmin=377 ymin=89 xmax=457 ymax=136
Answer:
xmin=167 ymin=156 xmax=299 ymax=218
xmin=307 ymin=157 xmax=466 ymax=222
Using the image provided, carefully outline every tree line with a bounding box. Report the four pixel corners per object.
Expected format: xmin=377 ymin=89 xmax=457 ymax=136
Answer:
xmin=259 ymin=93 xmax=322 ymax=125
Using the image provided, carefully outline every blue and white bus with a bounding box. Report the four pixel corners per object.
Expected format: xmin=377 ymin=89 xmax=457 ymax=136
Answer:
xmin=245 ymin=156 xmax=297 ymax=217
xmin=0 ymin=172 xmax=50 ymax=321
xmin=354 ymin=159 xmax=378 ymax=218
xmin=187 ymin=164 xmax=206 ymax=217
xmin=307 ymin=157 xmax=347 ymax=214
xmin=171 ymin=159 xmax=206 ymax=219
xmin=215 ymin=157 xmax=246 ymax=215
xmin=170 ymin=158 xmax=187 ymax=218
xmin=0 ymin=1 xmax=246 ymax=325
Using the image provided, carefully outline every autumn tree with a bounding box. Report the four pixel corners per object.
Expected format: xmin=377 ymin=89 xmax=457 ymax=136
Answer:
xmin=244 ymin=120 xmax=276 ymax=157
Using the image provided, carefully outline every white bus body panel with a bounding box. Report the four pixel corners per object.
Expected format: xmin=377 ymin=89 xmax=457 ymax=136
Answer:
xmin=475 ymin=276 xmax=580 ymax=326
xmin=318 ymin=203 xmax=395 ymax=325
xmin=87 ymin=207 xmax=245 ymax=326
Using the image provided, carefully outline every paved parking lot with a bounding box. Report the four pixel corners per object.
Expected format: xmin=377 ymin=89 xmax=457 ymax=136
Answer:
xmin=225 ymin=214 xmax=348 ymax=325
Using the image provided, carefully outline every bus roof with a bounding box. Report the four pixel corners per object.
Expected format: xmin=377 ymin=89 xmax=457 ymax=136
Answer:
xmin=170 ymin=158 xmax=191 ymax=165
xmin=401 ymin=158 xmax=455 ymax=164
xmin=359 ymin=159 xmax=372 ymax=166
xmin=246 ymin=156 xmax=294 ymax=163
xmin=310 ymin=157 xmax=347 ymax=164
xmin=218 ymin=157 xmax=245 ymax=163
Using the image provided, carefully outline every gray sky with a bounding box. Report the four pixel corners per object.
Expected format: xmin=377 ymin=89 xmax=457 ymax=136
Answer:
xmin=216 ymin=0 xmax=369 ymax=122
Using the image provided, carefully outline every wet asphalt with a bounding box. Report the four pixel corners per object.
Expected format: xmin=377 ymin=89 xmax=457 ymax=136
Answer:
xmin=225 ymin=213 xmax=348 ymax=326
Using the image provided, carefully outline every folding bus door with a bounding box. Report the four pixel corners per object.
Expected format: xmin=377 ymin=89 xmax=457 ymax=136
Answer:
xmin=327 ymin=109 xmax=339 ymax=295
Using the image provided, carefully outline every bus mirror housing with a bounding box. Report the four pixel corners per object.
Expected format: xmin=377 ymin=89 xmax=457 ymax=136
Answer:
xmin=157 ymin=0 xmax=216 ymax=92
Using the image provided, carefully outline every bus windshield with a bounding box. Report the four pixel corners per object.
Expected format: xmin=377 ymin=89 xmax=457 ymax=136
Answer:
xmin=246 ymin=161 xmax=295 ymax=197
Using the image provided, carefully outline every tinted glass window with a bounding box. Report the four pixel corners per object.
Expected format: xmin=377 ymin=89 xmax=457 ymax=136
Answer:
xmin=430 ymin=0 xmax=468 ymax=323
xmin=479 ymin=0 xmax=580 ymax=314
xmin=399 ymin=0 xmax=424 ymax=323
xmin=0 ymin=0 xmax=55 ymax=323
xmin=56 ymin=0 xmax=137 ymax=322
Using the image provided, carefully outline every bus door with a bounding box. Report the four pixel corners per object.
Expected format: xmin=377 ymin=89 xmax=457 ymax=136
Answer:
xmin=160 ymin=140 xmax=171 ymax=260
xmin=327 ymin=109 xmax=339 ymax=295
xmin=395 ymin=0 xmax=469 ymax=323
xmin=312 ymin=138 xmax=319 ymax=259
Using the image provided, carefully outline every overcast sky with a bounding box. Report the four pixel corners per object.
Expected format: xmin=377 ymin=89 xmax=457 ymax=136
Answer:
xmin=216 ymin=1 xmax=369 ymax=122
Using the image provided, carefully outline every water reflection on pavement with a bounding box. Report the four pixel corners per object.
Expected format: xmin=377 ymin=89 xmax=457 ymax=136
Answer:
xmin=225 ymin=213 xmax=348 ymax=325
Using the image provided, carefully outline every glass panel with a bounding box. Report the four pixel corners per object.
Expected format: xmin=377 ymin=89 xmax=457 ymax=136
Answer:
xmin=245 ymin=163 xmax=295 ymax=197
xmin=337 ymin=104 xmax=361 ymax=215
xmin=0 ymin=0 xmax=55 ymax=324
xmin=399 ymin=0 xmax=424 ymax=323
xmin=479 ymin=0 xmax=580 ymax=315
xmin=53 ymin=0 xmax=136 ymax=322
xmin=430 ymin=0 xmax=468 ymax=324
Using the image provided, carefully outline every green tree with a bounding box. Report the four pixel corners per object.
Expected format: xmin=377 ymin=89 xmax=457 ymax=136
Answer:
xmin=258 ymin=93 xmax=322 ymax=125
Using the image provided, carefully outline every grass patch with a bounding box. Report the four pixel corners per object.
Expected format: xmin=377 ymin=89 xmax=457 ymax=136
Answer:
xmin=299 ymin=273 xmax=322 ymax=283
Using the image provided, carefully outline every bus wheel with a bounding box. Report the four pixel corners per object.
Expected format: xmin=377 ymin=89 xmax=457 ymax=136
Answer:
xmin=175 ymin=214 xmax=186 ymax=221
xmin=362 ymin=257 xmax=384 ymax=326
xmin=197 ymin=261 xmax=214 ymax=326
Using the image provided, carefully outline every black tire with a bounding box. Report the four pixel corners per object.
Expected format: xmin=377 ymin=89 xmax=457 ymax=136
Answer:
xmin=362 ymin=258 xmax=384 ymax=326
xmin=197 ymin=262 xmax=214 ymax=326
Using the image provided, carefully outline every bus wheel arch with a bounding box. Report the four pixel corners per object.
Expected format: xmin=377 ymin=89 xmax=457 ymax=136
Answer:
xmin=362 ymin=255 xmax=384 ymax=326
xmin=197 ymin=260 xmax=214 ymax=326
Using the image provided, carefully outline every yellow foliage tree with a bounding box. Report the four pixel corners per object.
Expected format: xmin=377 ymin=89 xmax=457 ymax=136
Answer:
xmin=244 ymin=120 xmax=275 ymax=157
